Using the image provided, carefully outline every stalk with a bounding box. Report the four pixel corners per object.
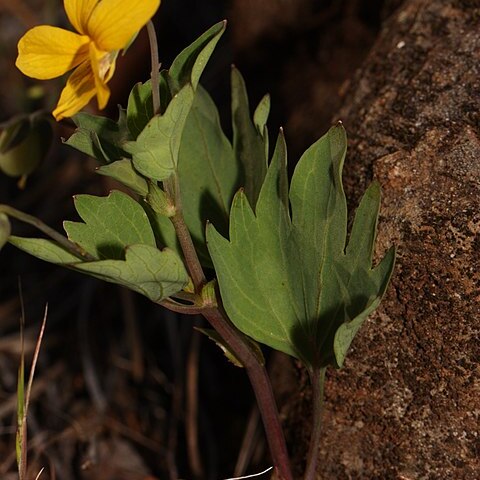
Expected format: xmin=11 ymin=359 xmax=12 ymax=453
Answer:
xmin=146 ymin=21 xmax=161 ymax=115
xmin=303 ymin=367 xmax=327 ymax=480
xmin=169 ymin=211 xmax=206 ymax=292
xmin=203 ymin=305 xmax=292 ymax=480
xmin=168 ymin=211 xmax=293 ymax=479
xmin=146 ymin=22 xmax=293 ymax=480
xmin=0 ymin=204 xmax=95 ymax=261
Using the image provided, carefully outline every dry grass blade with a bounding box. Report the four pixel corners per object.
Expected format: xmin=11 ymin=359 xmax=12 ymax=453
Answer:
xmin=34 ymin=466 xmax=45 ymax=480
xmin=225 ymin=466 xmax=273 ymax=480
xmin=16 ymin=301 xmax=48 ymax=480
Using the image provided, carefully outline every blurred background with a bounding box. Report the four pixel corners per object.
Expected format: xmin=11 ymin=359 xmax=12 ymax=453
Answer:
xmin=0 ymin=1 xmax=399 ymax=479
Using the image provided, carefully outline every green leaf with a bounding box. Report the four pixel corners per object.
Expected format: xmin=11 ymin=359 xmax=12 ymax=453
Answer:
xmin=9 ymin=236 xmax=80 ymax=263
xmin=64 ymin=128 xmax=106 ymax=162
xmin=96 ymin=159 xmax=149 ymax=196
xmin=8 ymin=188 xmax=188 ymax=302
xmin=127 ymin=81 xmax=154 ymax=139
xmin=231 ymin=67 xmax=268 ymax=208
xmin=253 ymin=94 xmax=270 ymax=134
xmin=10 ymin=237 xmax=188 ymax=303
xmin=126 ymin=74 xmax=171 ymax=139
xmin=64 ymin=190 xmax=156 ymax=259
xmin=74 ymin=244 xmax=188 ymax=301
xmin=65 ymin=110 xmax=130 ymax=163
xmin=0 ymin=213 xmax=11 ymax=250
xmin=207 ymin=124 xmax=395 ymax=370
xmin=333 ymin=181 xmax=396 ymax=367
xmin=254 ymin=94 xmax=270 ymax=162
xmin=178 ymin=86 xmax=238 ymax=266
xmin=169 ymin=21 xmax=226 ymax=93
xmin=124 ymin=84 xmax=195 ymax=181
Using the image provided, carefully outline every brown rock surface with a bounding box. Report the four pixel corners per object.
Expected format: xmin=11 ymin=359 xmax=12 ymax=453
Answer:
xmin=284 ymin=0 xmax=480 ymax=478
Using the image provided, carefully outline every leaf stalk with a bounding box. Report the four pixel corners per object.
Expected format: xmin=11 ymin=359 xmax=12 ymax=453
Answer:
xmin=0 ymin=204 xmax=95 ymax=261
xmin=203 ymin=305 xmax=293 ymax=480
xmin=304 ymin=367 xmax=327 ymax=480
xmin=146 ymin=20 xmax=161 ymax=115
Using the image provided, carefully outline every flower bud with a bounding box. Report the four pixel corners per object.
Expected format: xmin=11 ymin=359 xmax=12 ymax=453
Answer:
xmin=0 ymin=114 xmax=52 ymax=179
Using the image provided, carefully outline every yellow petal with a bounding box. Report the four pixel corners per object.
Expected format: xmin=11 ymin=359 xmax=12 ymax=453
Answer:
xmin=52 ymin=61 xmax=96 ymax=120
xmin=89 ymin=43 xmax=116 ymax=110
xmin=64 ymin=0 xmax=99 ymax=35
xmin=87 ymin=0 xmax=160 ymax=51
xmin=16 ymin=26 xmax=90 ymax=80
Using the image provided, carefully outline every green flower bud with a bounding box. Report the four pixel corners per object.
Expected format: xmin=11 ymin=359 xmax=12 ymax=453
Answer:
xmin=0 ymin=114 xmax=52 ymax=178
xmin=146 ymin=182 xmax=176 ymax=217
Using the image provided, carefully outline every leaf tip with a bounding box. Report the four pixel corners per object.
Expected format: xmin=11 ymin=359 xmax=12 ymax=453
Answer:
xmin=331 ymin=120 xmax=346 ymax=136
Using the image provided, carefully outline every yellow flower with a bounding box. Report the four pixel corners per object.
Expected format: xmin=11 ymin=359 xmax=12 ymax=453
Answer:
xmin=16 ymin=0 xmax=160 ymax=121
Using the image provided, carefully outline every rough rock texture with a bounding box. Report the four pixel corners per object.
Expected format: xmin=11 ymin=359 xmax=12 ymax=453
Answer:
xmin=285 ymin=1 xmax=480 ymax=478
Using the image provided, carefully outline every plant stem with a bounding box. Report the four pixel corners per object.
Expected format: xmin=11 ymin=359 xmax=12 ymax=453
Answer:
xmin=159 ymin=298 xmax=205 ymax=315
xmin=146 ymin=20 xmax=161 ymax=114
xmin=145 ymin=16 xmax=293 ymax=480
xmin=164 ymin=190 xmax=292 ymax=479
xmin=0 ymin=204 xmax=95 ymax=261
xmin=170 ymin=212 xmax=206 ymax=292
xmin=203 ymin=306 xmax=293 ymax=480
xmin=304 ymin=367 xmax=327 ymax=480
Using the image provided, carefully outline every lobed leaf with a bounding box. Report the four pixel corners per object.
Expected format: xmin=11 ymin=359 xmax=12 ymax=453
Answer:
xmin=74 ymin=244 xmax=188 ymax=302
xmin=10 ymin=237 xmax=188 ymax=303
xmin=124 ymin=84 xmax=195 ymax=181
xmin=96 ymin=159 xmax=149 ymax=196
xmin=207 ymin=124 xmax=395 ymax=370
xmin=63 ymin=190 xmax=156 ymax=260
xmin=65 ymin=110 xmax=131 ymax=163
xmin=178 ymin=86 xmax=238 ymax=266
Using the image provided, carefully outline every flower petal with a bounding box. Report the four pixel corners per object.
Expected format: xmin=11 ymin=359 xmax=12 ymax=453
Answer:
xmin=64 ymin=0 xmax=99 ymax=35
xmin=52 ymin=61 xmax=96 ymax=120
xmin=89 ymin=43 xmax=116 ymax=110
xmin=87 ymin=0 xmax=160 ymax=51
xmin=16 ymin=26 xmax=90 ymax=80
